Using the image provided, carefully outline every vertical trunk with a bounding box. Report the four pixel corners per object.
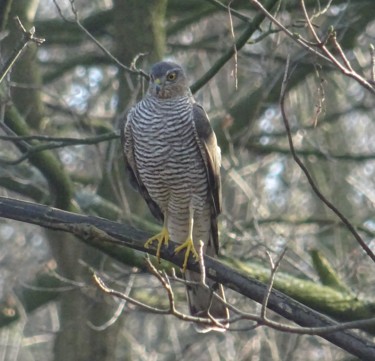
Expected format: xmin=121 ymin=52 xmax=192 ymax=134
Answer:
xmin=50 ymin=233 xmax=121 ymax=361
xmin=3 ymin=0 xmax=44 ymax=130
xmin=2 ymin=2 xmax=123 ymax=360
xmin=113 ymin=0 xmax=167 ymax=110
xmin=97 ymin=0 xmax=168 ymax=209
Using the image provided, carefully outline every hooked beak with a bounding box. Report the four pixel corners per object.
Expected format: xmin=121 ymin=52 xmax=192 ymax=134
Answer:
xmin=154 ymin=77 xmax=162 ymax=95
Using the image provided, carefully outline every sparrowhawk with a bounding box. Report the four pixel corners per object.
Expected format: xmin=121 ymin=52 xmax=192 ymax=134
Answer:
xmin=122 ymin=61 xmax=229 ymax=332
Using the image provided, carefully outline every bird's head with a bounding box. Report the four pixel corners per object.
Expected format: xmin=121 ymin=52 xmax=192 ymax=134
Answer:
xmin=148 ymin=61 xmax=190 ymax=99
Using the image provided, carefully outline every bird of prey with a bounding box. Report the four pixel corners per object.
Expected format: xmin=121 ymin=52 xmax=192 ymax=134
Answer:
xmin=122 ymin=61 xmax=229 ymax=332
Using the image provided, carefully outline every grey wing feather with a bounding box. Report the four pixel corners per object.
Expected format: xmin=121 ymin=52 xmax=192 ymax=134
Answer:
xmin=120 ymin=112 xmax=164 ymax=222
xmin=192 ymin=103 xmax=222 ymax=253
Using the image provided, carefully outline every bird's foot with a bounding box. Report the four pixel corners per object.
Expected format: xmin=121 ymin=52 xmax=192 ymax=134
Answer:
xmin=174 ymin=237 xmax=199 ymax=272
xmin=144 ymin=227 xmax=169 ymax=262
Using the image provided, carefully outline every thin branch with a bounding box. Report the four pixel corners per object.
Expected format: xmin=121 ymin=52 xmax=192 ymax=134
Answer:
xmin=87 ymin=266 xmax=135 ymax=331
xmin=248 ymin=0 xmax=331 ymax=62
xmin=279 ymin=58 xmax=375 ymax=264
xmin=96 ymin=256 xmax=375 ymax=337
xmin=299 ymin=0 xmax=373 ymax=93
xmin=52 ymin=0 xmax=148 ymax=79
xmin=370 ymin=44 xmax=375 ymax=84
xmin=93 ymin=272 xmax=170 ymax=314
xmin=248 ymin=143 xmax=375 ymax=162
xmin=0 ymin=132 xmax=118 ymax=165
xmin=0 ymin=17 xmax=45 ymax=84
xmin=300 ymin=0 xmax=353 ymax=73
xmin=249 ymin=0 xmax=375 ymax=94
xmin=228 ymin=0 xmax=238 ymax=90
xmin=93 ymin=257 xmax=226 ymax=330
xmin=197 ymin=240 xmax=207 ymax=286
xmin=260 ymin=248 xmax=287 ymax=319
xmin=228 ymin=300 xmax=375 ymax=335
xmin=204 ymin=0 xmax=254 ymax=23
xmin=0 ymin=131 xmax=118 ymax=143
xmin=191 ymin=0 xmax=279 ymax=93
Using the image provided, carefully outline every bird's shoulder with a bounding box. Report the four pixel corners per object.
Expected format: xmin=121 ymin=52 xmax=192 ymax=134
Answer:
xmin=191 ymin=103 xmax=215 ymax=141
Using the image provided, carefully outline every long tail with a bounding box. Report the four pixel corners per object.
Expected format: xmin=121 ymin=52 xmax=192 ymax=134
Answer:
xmin=185 ymin=234 xmax=229 ymax=333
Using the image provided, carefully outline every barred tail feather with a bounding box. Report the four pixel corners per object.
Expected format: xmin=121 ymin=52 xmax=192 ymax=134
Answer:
xmin=185 ymin=235 xmax=229 ymax=333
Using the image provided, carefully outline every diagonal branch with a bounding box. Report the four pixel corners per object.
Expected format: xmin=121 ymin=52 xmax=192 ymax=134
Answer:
xmin=0 ymin=17 xmax=45 ymax=84
xmin=51 ymin=0 xmax=149 ymax=80
xmin=191 ymin=0 xmax=279 ymax=93
xmin=249 ymin=0 xmax=375 ymax=94
xmin=280 ymin=58 xmax=375 ymax=264
xmin=0 ymin=132 xmax=118 ymax=165
xmin=0 ymin=196 xmax=374 ymax=359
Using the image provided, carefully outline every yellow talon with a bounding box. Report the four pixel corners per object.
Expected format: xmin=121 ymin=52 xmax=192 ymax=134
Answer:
xmin=174 ymin=237 xmax=199 ymax=271
xmin=144 ymin=226 xmax=169 ymax=262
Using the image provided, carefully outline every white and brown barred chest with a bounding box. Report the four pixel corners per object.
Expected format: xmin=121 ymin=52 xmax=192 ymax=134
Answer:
xmin=129 ymin=95 xmax=209 ymax=213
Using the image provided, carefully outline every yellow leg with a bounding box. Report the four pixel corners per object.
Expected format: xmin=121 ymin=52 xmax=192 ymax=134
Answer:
xmin=174 ymin=236 xmax=199 ymax=271
xmin=144 ymin=216 xmax=169 ymax=262
xmin=174 ymin=206 xmax=199 ymax=271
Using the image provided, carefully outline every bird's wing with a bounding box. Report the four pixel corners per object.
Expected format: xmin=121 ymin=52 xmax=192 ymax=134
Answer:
xmin=192 ymin=103 xmax=222 ymax=253
xmin=121 ymin=111 xmax=164 ymax=222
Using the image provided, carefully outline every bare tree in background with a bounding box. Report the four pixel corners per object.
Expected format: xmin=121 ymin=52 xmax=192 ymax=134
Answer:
xmin=0 ymin=0 xmax=374 ymax=360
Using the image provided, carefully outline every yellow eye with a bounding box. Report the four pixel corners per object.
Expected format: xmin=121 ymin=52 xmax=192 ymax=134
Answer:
xmin=166 ymin=72 xmax=177 ymax=81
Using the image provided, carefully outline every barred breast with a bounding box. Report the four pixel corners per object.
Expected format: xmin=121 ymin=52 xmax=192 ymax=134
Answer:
xmin=129 ymin=95 xmax=210 ymax=243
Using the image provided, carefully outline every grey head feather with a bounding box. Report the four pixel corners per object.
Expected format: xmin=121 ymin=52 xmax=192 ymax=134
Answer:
xmin=150 ymin=61 xmax=183 ymax=78
xmin=148 ymin=61 xmax=191 ymax=99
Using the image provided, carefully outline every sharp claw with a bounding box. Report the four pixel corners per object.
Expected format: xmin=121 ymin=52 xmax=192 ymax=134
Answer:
xmin=144 ymin=227 xmax=169 ymax=262
xmin=174 ymin=237 xmax=199 ymax=271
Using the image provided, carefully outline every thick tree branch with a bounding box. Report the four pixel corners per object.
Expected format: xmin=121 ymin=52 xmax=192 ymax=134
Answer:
xmin=0 ymin=197 xmax=374 ymax=359
xmin=2 ymin=100 xmax=74 ymax=210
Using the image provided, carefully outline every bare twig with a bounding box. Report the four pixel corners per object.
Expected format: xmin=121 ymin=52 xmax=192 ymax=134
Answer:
xmin=249 ymin=0 xmax=375 ymax=94
xmin=197 ymin=240 xmax=207 ymax=286
xmin=0 ymin=17 xmax=45 ymax=84
xmin=229 ymin=300 xmax=375 ymax=335
xmin=191 ymin=0 xmax=279 ymax=93
xmin=370 ymin=44 xmax=375 ymax=84
xmin=260 ymin=248 xmax=287 ymax=320
xmin=88 ymin=272 xmax=135 ymax=331
xmin=93 ymin=272 xmax=170 ymax=314
xmin=300 ymin=0 xmax=373 ymax=92
xmin=249 ymin=0 xmax=330 ymax=59
xmin=52 ymin=0 xmax=148 ymax=79
xmin=312 ymin=65 xmax=326 ymax=127
xmin=228 ymin=0 xmax=238 ymax=90
xmin=93 ymin=257 xmax=227 ymax=330
xmin=0 ymin=131 xmax=118 ymax=143
xmin=300 ymin=0 xmax=353 ymax=72
xmin=95 ymin=239 xmax=375 ymax=337
xmin=0 ymin=132 xmax=118 ymax=165
xmin=309 ymin=0 xmax=333 ymax=21
xmin=205 ymin=0 xmax=254 ymax=23
xmin=280 ymin=58 xmax=375 ymax=264
xmin=130 ymin=53 xmax=149 ymax=72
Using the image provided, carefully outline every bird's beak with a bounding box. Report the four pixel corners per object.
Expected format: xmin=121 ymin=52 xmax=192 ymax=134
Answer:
xmin=154 ymin=78 xmax=162 ymax=95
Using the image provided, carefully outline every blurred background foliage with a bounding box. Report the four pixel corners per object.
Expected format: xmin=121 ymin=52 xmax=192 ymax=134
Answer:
xmin=0 ymin=0 xmax=374 ymax=360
